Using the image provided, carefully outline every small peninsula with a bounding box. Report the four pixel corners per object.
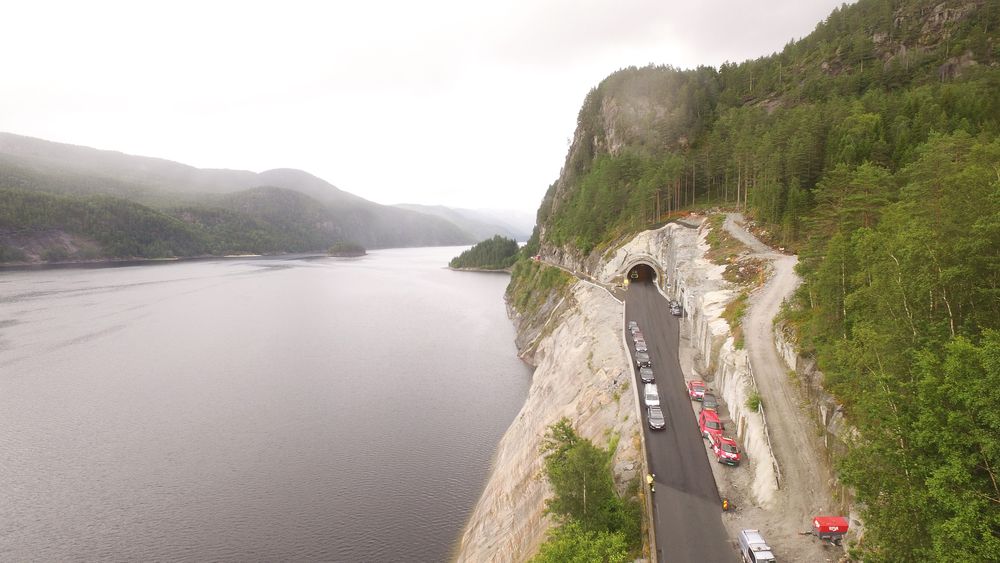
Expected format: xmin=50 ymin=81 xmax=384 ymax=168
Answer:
xmin=328 ymin=242 xmax=366 ymax=257
xmin=449 ymin=235 xmax=518 ymax=271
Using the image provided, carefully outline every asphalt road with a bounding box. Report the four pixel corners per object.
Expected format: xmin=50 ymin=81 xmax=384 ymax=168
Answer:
xmin=625 ymin=281 xmax=733 ymax=563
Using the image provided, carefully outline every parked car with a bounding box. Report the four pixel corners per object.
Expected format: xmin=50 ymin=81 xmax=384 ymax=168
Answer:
xmin=647 ymin=405 xmax=666 ymax=430
xmin=737 ymin=529 xmax=776 ymax=563
xmin=627 ymin=320 xmax=638 ymax=331
xmin=635 ymin=340 xmax=648 ymax=353
xmin=631 ymin=329 xmax=644 ymax=342
xmin=669 ymin=301 xmax=683 ymax=316
xmin=686 ymin=380 xmax=706 ymax=400
xmin=643 ymin=383 xmax=660 ymax=408
xmin=701 ymin=392 xmax=719 ymax=412
xmin=635 ymin=352 xmax=652 ymax=368
xmin=639 ymin=367 xmax=654 ymax=383
xmin=710 ymin=434 xmax=742 ymax=466
xmin=699 ymin=409 xmax=724 ymax=441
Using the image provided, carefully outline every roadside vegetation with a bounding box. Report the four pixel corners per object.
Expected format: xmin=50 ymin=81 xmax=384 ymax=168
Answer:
xmin=703 ymin=214 xmax=745 ymax=264
xmin=506 ymin=259 xmax=573 ymax=318
xmin=721 ymin=290 xmax=750 ymax=349
xmin=448 ymin=235 xmax=518 ymax=270
xmin=530 ymin=419 xmax=642 ymax=563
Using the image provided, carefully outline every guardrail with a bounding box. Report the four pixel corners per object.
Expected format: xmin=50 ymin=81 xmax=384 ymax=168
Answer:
xmin=746 ymin=357 xmax=782 ymax=489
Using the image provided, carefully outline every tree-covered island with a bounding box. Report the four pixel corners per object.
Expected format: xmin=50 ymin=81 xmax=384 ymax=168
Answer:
xmin=327 ymin=242 xmax=366 ymax=257
xmin=449 ymin=235 xmax=519 ymax=270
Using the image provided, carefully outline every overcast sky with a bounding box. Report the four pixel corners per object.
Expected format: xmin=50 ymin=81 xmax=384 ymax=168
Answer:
xmin=2 ymin=0 xmax=852 ymax=213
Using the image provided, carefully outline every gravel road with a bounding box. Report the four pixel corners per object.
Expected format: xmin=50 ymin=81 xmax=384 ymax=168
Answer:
xmin=721 ymin=214 xmax=842 ymax=561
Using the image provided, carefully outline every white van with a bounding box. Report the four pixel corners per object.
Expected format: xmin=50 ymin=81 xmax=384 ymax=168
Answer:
xmin=643 ymin=383 xmax=660 ymax=408
xmin=737 ymin=529 xmax=776 ymax=563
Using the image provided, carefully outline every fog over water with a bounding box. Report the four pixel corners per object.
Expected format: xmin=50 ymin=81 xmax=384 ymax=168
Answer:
xmin=0 ymin=248 xmax=531 ymax=561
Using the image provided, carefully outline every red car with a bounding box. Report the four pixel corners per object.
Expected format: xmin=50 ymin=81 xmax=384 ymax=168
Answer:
xmin=699 ymin=409 xmax=724 ymax=441
xmin=710 ymin=434 xmax=742 ymax=466
xmin=686 ymin=380 xmax=706 ymax=401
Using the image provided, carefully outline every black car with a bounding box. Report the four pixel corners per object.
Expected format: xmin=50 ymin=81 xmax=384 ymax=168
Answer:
xmin=669 ymin=301 xmax=683 ymax=316
xmin=647 ymin=406 xmax=666 ymax=430
xmin=635 ymin=352 xmax=652 ymax=368
xmin=639 ymin=366 xmax=654 ymax=383
xmin=701 ymin=392 xmax=719 ymax=412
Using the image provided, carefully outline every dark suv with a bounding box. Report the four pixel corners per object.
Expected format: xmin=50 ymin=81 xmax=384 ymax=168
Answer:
xmin=635 ymin=352 xmax=652 ymax=368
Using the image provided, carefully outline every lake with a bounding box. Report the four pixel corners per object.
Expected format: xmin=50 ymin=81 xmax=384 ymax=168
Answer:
xmin=0 ymin=248 xmax=530 ymax=562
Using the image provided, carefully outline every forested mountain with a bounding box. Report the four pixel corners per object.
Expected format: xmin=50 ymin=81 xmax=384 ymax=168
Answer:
xmin=521 ymin=0 xmax=1000 ymax=560
xmin=0 ymin=133 xmax=478 ymax=262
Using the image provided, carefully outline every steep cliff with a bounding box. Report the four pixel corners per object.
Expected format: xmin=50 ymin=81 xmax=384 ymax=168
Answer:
xmin=455 ymin=281 xmax=642 ymax=562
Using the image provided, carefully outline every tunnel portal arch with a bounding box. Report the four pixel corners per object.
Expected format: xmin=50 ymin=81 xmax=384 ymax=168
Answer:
xmin=621 ymin=254 xmax=666 ymax=289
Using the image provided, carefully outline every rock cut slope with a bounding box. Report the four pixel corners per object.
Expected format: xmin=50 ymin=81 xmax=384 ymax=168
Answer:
xmin=455 ymin=282 xmax=640 ymax=562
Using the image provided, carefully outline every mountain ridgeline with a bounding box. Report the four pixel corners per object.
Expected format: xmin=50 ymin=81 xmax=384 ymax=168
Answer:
xmin=518 ymin=0 xmax=1000 ymax=560
xmin=0 ymin=133 xmax=521 ymax=263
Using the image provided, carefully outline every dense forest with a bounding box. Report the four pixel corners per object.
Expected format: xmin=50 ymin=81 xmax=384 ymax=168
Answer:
xmin=520 ymin=0 xmax=1000 ymax=559
xmin=449 ymin=235 xmax=520 ymax=270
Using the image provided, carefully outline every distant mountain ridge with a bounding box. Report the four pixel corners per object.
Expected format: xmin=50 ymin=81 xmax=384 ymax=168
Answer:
xmin=394 ymin=204 xmax=534 ymax=241
xmin=0 ymin=132 xmax=517 ymax=262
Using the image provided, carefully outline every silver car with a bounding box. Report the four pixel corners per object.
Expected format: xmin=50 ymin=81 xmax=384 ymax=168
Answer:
xmin=639 ymin=367 xmax=654 ymax=383
xmin=635 ymin=340 xmax=648 ymax=353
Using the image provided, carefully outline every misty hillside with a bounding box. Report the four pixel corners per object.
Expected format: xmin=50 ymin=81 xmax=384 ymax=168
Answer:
xmin=395 ymin=204 xmax=533 ymax=241
xmin=0 ymin=133 xmax=479 ymax=262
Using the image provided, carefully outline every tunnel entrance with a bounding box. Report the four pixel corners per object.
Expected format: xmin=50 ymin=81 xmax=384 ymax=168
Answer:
xmin=627 ymin=263 xmax=657 ymax=284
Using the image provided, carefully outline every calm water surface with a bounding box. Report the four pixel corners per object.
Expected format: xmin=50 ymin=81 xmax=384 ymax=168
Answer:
xmin=0 ymin=248 xmax=530 ymax=562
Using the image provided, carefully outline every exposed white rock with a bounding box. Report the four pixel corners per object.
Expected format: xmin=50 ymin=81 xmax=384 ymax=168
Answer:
xmin=455 ymin=282 xmax=640 ymax=563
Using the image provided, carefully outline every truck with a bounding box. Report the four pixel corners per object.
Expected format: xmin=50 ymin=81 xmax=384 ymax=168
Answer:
xmin=737 ymin=529 xmax=776 ymax=563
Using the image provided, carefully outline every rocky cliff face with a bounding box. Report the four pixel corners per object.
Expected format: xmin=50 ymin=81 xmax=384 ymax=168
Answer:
xmin=455 ymin=281 xmax=641 ymax=562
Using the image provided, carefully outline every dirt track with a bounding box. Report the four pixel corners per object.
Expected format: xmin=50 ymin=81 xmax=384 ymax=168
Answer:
xmin=717 ymin=214 xmax=842 ymax=562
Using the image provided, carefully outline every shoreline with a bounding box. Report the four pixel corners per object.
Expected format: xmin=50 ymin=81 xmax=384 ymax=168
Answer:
xmin=447 ymin=266 xmax=512 ymax=274
xmin=0 ymin=252 xmax=328 ymax=271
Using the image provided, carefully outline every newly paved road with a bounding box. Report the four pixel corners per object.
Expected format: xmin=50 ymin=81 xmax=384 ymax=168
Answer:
xmin=625 ymin=281 xmax=732 ymax=562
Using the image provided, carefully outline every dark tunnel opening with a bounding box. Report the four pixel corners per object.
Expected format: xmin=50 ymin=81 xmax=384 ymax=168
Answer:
xmin=627 ymin=263 xmax=657 ymax=283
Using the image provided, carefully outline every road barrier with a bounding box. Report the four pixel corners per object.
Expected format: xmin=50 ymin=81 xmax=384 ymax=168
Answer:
xmin=622 ymin=304 xmax=658 ymax=562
